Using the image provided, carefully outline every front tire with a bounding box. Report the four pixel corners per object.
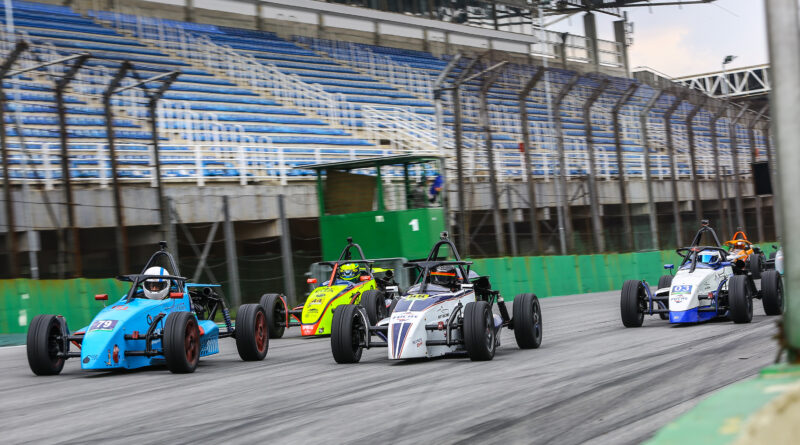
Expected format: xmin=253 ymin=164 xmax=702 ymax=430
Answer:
xmin=512 ymin=293 xmax=542 ymax=349
xmin=463 ymin=301 xmax=496 ymax=361
xmin=761 ymin=270 xmax=783 ymax=316
xmin=235 ymin=304 xmax=269 ymax=361
xmin=620 ymin=280 xmax=645 ymax=327
xmin=729 ymin=275 xmax=754 ymax=323
xmin=163 ymin=312 xmax=200 ymax=373
xmin=748 ymin=253 xmax=763 ymax=279
xmin=26 ymin=314 xmax=67 ymax=376
xmin=259 ymin=293 xmax=286 ymax=339
xmin=360 ymin=289 xmax=387 ymax=326
xmin=331 ymin=304 xmax=365 ymax=363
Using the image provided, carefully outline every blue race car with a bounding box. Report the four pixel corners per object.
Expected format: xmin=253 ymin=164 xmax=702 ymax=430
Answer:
xmin=26 ymin=242 xmax=269 ymax=375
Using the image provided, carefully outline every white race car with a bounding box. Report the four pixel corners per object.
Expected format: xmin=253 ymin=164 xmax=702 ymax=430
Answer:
xmin=621 ymin=222 xmax=783 ymax=327
xmin=330 ymin=232 xmax=543 ymax=362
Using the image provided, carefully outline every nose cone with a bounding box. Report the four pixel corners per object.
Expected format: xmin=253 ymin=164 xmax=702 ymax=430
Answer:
xmin=388 ymin=312 xmax=427 ymax=359
xmin=81 ymin=329 xmax=123 ymax=369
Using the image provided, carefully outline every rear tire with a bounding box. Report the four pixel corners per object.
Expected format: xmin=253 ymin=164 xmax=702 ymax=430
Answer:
xmin=657 ymin=275 xmax=673 ymax=320
xmin=259 ymin=293 xmax=286 ymax=339
xmin=761 ymin=270 xmax=783 ymax=316
xmin=235 ymin=304 xmax=269 ymax=361
xmin=620 ymin=280 xmax=645 ymax=327
xmin=360 ymin=289 xmax=387 ymax=326
xmin=163 ymin=312 xmax=200 ymax=373
xmin=512 ymin=293 xmax=542 ymax=349
xmin=26 ymin=314 xmax=67 ymax=376
xmin=748 ymin=253 xmax=763 ymax=279
xmin=331 ymin=304 xmax=364 ymax=363
xmin=463 ymin=301 xmax=496 ymax=361
xmin=729 ymin=275 xmax=753 ymax=324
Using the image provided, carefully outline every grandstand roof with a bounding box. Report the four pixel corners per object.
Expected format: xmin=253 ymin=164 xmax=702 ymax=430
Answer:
xmin=300 ymin=155 xmax=442 ymax=172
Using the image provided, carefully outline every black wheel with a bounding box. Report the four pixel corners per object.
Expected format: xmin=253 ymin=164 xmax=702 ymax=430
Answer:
xmin=259 ymin=293 xmax=286 ymax=339
xmin=360 ymin=289 xmax=387 ymax=326
xmin=331 ymin=304 xmax=365 ymax=363
xmin=728 ymin=275 xmax=753 ymax=324
xmin=163 ymin=312 xmax=201 ymax=373
xmin=761 ymin=270 xmax=783 ymax=316
xmin=657 ymin=275 xmax=673 ymax=320
xmin=748 ymin=253 xmax=763 ymax=279
xmin=26 ymin=314 xmax=67 ymax=376
xmin=512 ymin=293 xmax=542 ymax=349
xmin=463 ymin=301 xmax=496 ymax=361
xmin=620 ymin=280 xmax=645 ymax=327
xmin=235 ymin=304 xmax=269 ymax=361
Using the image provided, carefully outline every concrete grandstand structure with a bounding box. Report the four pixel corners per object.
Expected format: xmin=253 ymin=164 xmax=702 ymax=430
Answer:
xmin=0 ymin=0 xmax=776 ymax=281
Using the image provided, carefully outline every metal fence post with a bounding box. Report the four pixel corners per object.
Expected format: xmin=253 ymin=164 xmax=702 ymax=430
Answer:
xmin=664 ymin=90 xmax=687 ymax=246
xmin=553 ymin=74 xmax=580 ymax=254
xmin=222 ymin=195 xmax=242 ymax=308
xmin=54 ymin=53 xmax=90 ymax=277
xmin=278 ymin=194 xmax=297 ymax=305
xmin=686 ymin=94 xmax=707 ymax=222
xmin=506 ymin=184 xmax=518 ymax=256
xmin=613 ymin=83 xmax=638 ymax=251
xmin=518 ymin=68 xmax=545 ymax=254
xmin=583 ymin=77 xmax=610 ymax=252
xmin=728 ymin=105 xmax=749 ymax=231
xmin=639 ymin=89 xmax=663 ymax=250
xmin=765 ymin=0 xmax=800 ymax=360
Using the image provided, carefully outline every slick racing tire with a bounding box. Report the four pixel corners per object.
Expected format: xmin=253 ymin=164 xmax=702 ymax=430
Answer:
xmin=761 ymin=269 xmax=784 ymax=316
xmin=27 ymin=314 xmax=67 ymax=376
xmin=620 ymin=280 xmax=645 ymax=327
xmin=748 ymin=253 xmax=763 ymax=279
xmin=729 ymin=275 xmax=754 ymax=324
xmin=512 ymin=293 xmax=542 ymax=349
xmin=657 ymin=275 xmax=673 ymax=320
xmin=235 ymin=304 xmax=269 ymax=361
xmin=331 ymin=304 xmax=365 ymax=364
xmin=259 ymin=293 xmax=286 ymax=339
xmin=164 ymin=312 xmax=201 ymax=373
xmin=360 ymin=289 xmax=387 ymax=326
xmin=463 ymin=301 xmax=496 ymax=361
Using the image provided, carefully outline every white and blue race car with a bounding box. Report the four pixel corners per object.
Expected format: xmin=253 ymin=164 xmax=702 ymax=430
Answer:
xmin=620 ymin=222 xmax=783 ymax=327
xmin=330 ymin=232 xmax=543 ymax=362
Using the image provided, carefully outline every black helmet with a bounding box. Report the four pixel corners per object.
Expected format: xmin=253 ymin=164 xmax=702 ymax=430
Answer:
xmin=430 ymin=265 xmax=458 ymax=289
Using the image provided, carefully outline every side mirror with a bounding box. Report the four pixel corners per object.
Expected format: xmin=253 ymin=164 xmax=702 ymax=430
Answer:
xmin=664 ymin=264 xmax=674 ymax=270
xmin=720 ymin=261 xmax=732 ymax=267
xmin=307 ymin=278 xmax=317 ymax=284
xmin=94 ymin=294 xmax=108 ymax=301
xmin=169 ymin=292 xmax=184 ymax=299
xmin=385 ymin=285 xmax=399 ymax=293
xmin=460 ymin=283 xmax=474 ymax=290
xmin=359 ymin=275 xmax=370 ymax=282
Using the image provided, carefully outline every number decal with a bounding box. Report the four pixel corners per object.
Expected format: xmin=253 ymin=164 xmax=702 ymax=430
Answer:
xmin=409 ymin=218 xmax=419 ymax=232
xmin=405 ymin=294 xmax=430 ymax=300
xmin=89 ymin=319 xmax=118 ymax=332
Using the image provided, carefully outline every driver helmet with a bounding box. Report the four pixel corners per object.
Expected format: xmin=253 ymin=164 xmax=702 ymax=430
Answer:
xmin=143 ymin=266 xmax=170 ymax=299
xmin=338 ymin=263 xmax=360 ymax=283
xmin=698 ymin=250 xmax=721 ymax=265
xmin=430 ymin=265 xmax=458 ymax=289
xmin=735 ymin=241 xmax=746 ymax=250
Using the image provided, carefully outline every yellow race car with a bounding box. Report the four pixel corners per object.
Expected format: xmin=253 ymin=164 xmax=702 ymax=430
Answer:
xmin=259 ymin=238 xmax=399 ymax=338
xmin=724 ymin=230 xmax=766 ymax=278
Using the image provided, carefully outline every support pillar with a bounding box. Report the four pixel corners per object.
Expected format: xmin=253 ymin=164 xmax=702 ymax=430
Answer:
xmin=640 ymin=89 xmax=663 ymax=250
xmin=664 ymin=90 xmax=687 ymax=246
xmin=686 ymin=95 xmax=707 ymax=222
xmin=223 ymin=196 xmax=242 ymax=308
xmin=583 ymin=78 xmax=610 ymax=252
xmin=518 ymin=67 xmax=545 ymax=254
xmin=614 ymin=83 xmax=638 ymax=251
xmin=583 ymin=12 xmax=600 ymax=71
xmin=553 ymin=74 xmax=581 ymax=254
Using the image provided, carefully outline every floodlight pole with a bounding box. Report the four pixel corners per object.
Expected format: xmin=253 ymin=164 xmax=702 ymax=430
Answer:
xmin=552 ymin=73 xmax=580 ymax=254
xmin=686 ymin=94 xmax=707 ymax=222
xmin=518 ymin=67 xmax=545 ymax=254
xmin=477 ymin=61 xmax=509 ymax=256
xmin=639 ymin=88 xmax=663 ymax=250
xmin=664 ymin=89 xmax=687 ymax=246
xmin=145 ymin=71 xmax=180 ymax=238
xmin=728 ymin=104 xmax=749 ymax=231
xmin=612 ymin=83 xmax=638 ymax=251
xmin=103 ymin=61 xmax=132 ymax=274
xmin=582 ymin=77 xmax=610 ymax=252
xmin=0 ymin=41 xmax=27 ymax=277
xmin=54 ymin=53 xmax=90 ymax=277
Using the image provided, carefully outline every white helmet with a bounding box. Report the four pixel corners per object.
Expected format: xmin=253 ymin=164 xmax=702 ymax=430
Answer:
xmin=143 ymin=266 xmax=170 ymax=299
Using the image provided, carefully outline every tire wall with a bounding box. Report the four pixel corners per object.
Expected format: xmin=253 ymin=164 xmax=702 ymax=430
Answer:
xmin=0 ymin=278 xmax=128 ymax=334
xmin=471 ymin=244 xmax=779 ymax=301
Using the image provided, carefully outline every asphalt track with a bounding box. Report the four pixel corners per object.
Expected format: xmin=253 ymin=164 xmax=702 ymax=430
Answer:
xmin=0 ymin=289 xmax=779 ymax=445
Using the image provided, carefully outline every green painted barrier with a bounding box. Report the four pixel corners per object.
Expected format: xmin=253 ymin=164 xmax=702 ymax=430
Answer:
xmin=0 ymin=278 xmax=128 ymax=335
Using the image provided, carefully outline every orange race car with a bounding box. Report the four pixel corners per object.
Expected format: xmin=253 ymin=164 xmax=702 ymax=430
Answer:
xmin=724 ymin=230 xmax=766 ymax=278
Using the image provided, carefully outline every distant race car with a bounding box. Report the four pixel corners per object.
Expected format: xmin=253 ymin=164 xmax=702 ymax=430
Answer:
xmin=724 ymin=229 xmax=766 ymax=278
xmin=260 ymin=238 xmax=400 ymax=338
xmin=26 ymin=242 xmax=269 ymax=375
xmin=330 ymin=232 xmax=543 ymax=363
xmin=620 ymin=221 xmax=783 ymax=327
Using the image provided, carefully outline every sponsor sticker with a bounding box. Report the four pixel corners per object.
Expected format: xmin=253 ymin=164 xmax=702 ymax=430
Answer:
xmin=112 ymin=305 xmax=128 ymax=310
xmin=89 ymin=320 xmax=118 ymax=332
xmin=405 ymin=294 xmax=430 ymax=300
xmin=671 ymin=285 xmax=692 ymax=294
